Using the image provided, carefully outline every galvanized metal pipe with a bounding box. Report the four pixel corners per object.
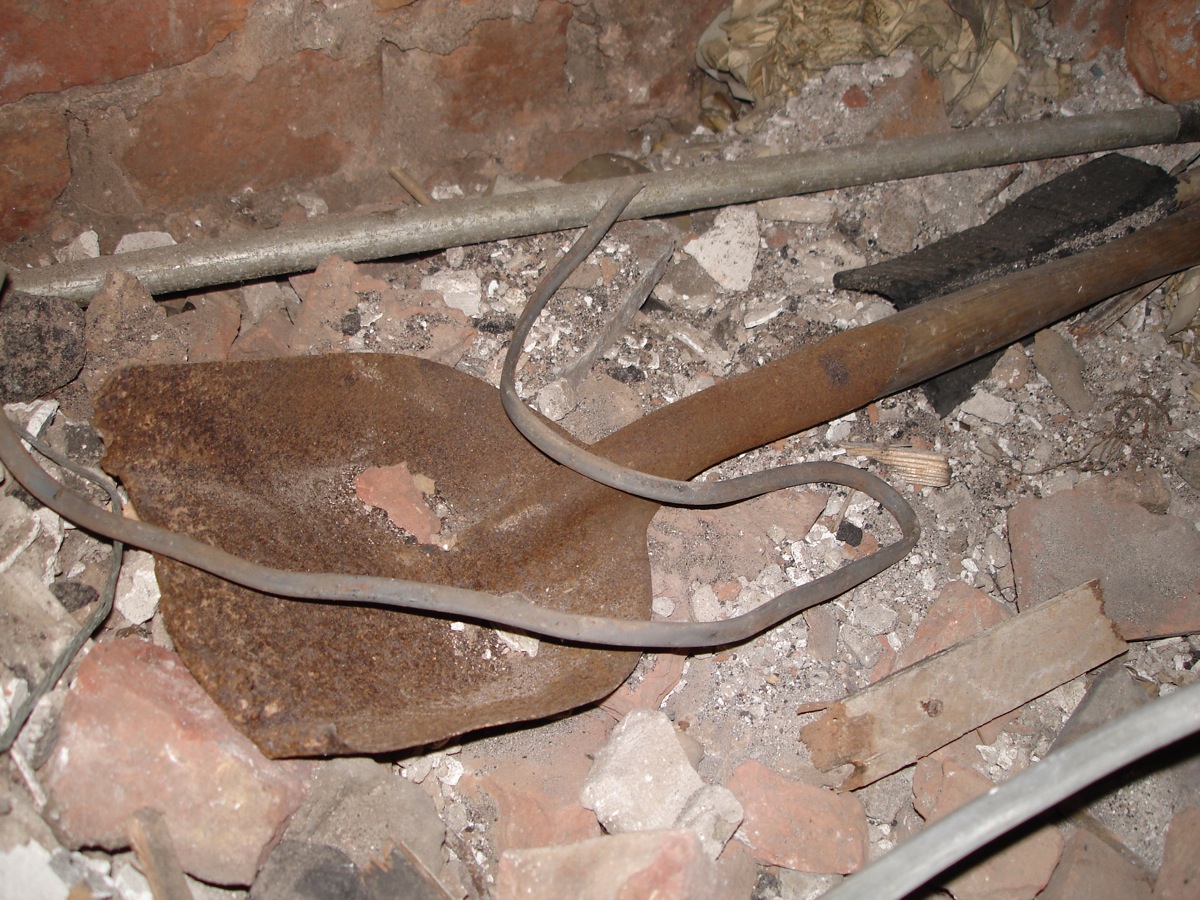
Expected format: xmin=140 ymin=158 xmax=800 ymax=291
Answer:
xmin=10 ymin=103 xmax=1199 ymax=304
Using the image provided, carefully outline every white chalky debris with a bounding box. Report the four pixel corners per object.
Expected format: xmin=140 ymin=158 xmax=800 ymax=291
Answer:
xmin=580 ymin=709 xmax=704 ymax=833
xmin=494 ymin=628 xmax=540 ymax=657
xmin=744 ymin=300 xmax=784 ymax=328
xmin=114 ymin=231 xmax=176 ymax=254
xmin=652 ymin=595 xmax=676 ymax=618
xmin=55 ymin=230 xmax=100 ymax=264
xmin=959 ymin=391 xmax=1016 ymax=425
xmin=684 ymin=206 xmax=759 ymax=291
xmin=421 ymin=270 xmax=483 ymax=317
xmin=114 ymin=550 xmax=160 ymax=625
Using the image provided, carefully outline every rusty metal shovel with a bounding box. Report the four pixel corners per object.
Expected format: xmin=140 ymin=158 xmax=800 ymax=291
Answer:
xmin=0 ymin=195 xmax=1196 ymax=758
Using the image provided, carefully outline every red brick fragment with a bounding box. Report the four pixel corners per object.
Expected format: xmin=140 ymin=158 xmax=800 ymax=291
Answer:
xmin=1126 ymin=0 xmax=1200 ymax=102
xmin=1040 ymin=827 xmax=1153 ymax=899
xmin=41 ymin=639 xmax=310 ymax=887
xmin=495 ymin=830 xmax=717 ymax=900
xmin=726 ymin=759 xmax=868 ymax=874
xmin=913 ymin=756 xmax=1063 ymax=899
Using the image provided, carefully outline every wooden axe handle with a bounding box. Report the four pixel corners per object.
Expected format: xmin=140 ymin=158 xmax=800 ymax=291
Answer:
xmin=600 ymin=200 xmax=1200 ymax=478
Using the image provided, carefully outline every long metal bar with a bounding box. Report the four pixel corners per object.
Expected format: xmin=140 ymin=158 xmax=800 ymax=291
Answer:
xmin=10 ymin=103 xmax=1199 ymax=304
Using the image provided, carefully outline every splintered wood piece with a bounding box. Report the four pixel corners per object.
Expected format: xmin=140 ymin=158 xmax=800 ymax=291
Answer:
xmin=801 ymin=581 xmax=1126 ymax=790
xmin=128 ymin=807 xmax=194 ymax=900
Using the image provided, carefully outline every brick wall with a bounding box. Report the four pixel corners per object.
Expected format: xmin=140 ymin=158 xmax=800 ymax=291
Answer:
xmin=0 ymin=0 xmax=726 ymax=251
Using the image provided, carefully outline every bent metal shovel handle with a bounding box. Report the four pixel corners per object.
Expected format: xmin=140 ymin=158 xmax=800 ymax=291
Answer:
xmin=596 ymin=199 xmax=1200 ymax=480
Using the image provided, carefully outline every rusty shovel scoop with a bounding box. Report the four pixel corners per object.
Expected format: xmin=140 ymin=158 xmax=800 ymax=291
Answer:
xmin=18 ymin=198 xmax=1200 ymax=757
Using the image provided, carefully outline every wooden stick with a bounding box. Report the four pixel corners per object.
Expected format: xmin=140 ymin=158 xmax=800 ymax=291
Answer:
xmin=128 ymin=808 xmax=194 ymax=900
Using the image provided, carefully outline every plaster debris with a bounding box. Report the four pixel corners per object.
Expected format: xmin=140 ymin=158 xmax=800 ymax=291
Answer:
xmin=114 ymin=231 xmax=176 ymax=254
xmin=421 ymin=269 xmax=483 ymax=317
xmin=683 ymin=206 xmax=759 ymax=291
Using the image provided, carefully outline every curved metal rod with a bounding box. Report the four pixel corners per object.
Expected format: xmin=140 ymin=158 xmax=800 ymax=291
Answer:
xmin=825 ymin=680 xmax=1200 ymax=900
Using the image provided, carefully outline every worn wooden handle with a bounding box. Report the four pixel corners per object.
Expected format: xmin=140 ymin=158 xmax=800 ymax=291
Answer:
xmin=599 ymin=200 xmax=1200 ymax=479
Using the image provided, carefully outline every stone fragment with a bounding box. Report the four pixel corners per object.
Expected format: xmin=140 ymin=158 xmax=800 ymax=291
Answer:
xmin=1008 ymin=486 xmax=1200 ymax=639
xmin=802 ymin=582 xmax=1126 ymax=789
xmin=355 ymin=462 xmax=441 ymax=544
xmin=890 ymin=580 xmax=1012 ymax=674
xmin=674 ymin=783 xmax=743 ymax=860
xmin=1040 ymin=828 xmax=1153 ymax=899
xmin=123 ymin=50 xmax=380 ymax=209
xmin=0 ymin=0 xmax=253 ymax=105
xmin=913 ymin=755 xmax=1063 ymax=899
xmin=0 ymin=841 xmax=72 ymax=899
xmin=534 ymin=380 xmax=577 ymax=421
xmin=0 ymin=563 xmax=77 ymax=729
xmin=114 ymin=231 xmax=177 ymax=255
xmin=959 ymin=390 xmax=1015 ymax=425
xmin=1033 ymin=329 xmax=1093 ymax=414
xmin=280 ymin=756 xmax=444 ymax=874
xmin=41 ymin=639 xmax=310 ymax=886
xmin=756 ymin=197 xmax=836 ymax=225
xmin=0 ymin=292 xmax=85 ymax=403
xmin=1154 ymin=806 xmax=1200 ymax=900
xmin=684 ymin=206 xmax=760 ymax=291
xmin=1126 ymin=0 xmax=1200 ymax=103
xmin=1052 ymin=660 xmax=1150 ymax=750
xmin=1073 ymin=470 xmax=1171 ymax=516
xmin=653 ymin=256 xmax=723 ymax=311
xmin=114 ymin=550 xmax=160 ymax=625
xmin=55 ymin=231 xmax=100 ymax=264
xmin=991 ymin=343 xmax=1032 ymax=389
xmin=495 ymin=830 xmax=717 ymax=900
xmin=0 ymin=107 xmax=70 ymax=243
xmin=83 ymin=270 xmax=188 ymax=393
xmin=726 ymin=758 xmax=868 ymax=874
xmin=250 ymin=840 xmax=369 ymax=900
xmin=581 ymin=709 xmax=704 ymax=834
xmin=420 ymin=270 xmax=483 ymax=317
xmin=0 ymin=493 xmax=41 ymax=574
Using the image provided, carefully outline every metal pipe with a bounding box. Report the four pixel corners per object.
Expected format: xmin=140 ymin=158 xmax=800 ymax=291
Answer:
xmin=10 ymin=103 xmax=1199 ymax=304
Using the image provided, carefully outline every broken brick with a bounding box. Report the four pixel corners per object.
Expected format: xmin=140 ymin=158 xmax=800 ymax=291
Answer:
xmin=726 ymin=759 xmax=868 ymax=874
xmin=1154 ymin=806 xmax=1200 ymax=900
xmin=913 ymin=756 xmax=1063 ymax=899
xmin=355 ymin=462 xmax=441 ymax=544
xmin=41 ymin=639 xmax=310 ymax=887
xmin=1126 ymin=0 xmax=1200 ymax=103
xmin=1040 ymin=827 xmax=1153 ymax=900
xmin=886 ymin=580 xmax=1013 ymax=676
xmin=495 ymin=830 xmax=717 ymax=900
xmin=1009 ymin=485 xmax=1200 ymax=639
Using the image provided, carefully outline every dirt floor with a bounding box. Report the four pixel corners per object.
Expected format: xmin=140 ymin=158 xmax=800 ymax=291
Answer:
xmin=3 ymin=8 xmax=1200 ymax=900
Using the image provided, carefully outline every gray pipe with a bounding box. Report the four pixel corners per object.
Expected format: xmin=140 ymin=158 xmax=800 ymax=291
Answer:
xmin=10 ymin=104 xmax=1199 ymax=304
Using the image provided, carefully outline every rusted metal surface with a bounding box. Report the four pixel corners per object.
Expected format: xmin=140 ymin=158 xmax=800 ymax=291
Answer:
xmin=96 ymin=354 xmax=648 ymax=757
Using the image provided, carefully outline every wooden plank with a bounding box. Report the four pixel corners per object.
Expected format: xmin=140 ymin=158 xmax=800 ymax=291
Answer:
xmin=801 ymin=581 xmax=1126 ymax=790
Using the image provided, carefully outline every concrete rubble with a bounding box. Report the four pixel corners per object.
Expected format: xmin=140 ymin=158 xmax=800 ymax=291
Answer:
xmin=2 ymin=0 xmax=1200 ymax=897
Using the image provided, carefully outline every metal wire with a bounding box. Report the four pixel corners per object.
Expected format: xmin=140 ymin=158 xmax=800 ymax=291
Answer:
xmin=0 ymin=232 xmax=914 ymax=650
xmin=0 ymin=423 xmax=123 ymax=753
xmin=825 ymin=680 xmax=1200 ymax=900
xmin=10 ymin=104 xmax=1199 ymax=304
